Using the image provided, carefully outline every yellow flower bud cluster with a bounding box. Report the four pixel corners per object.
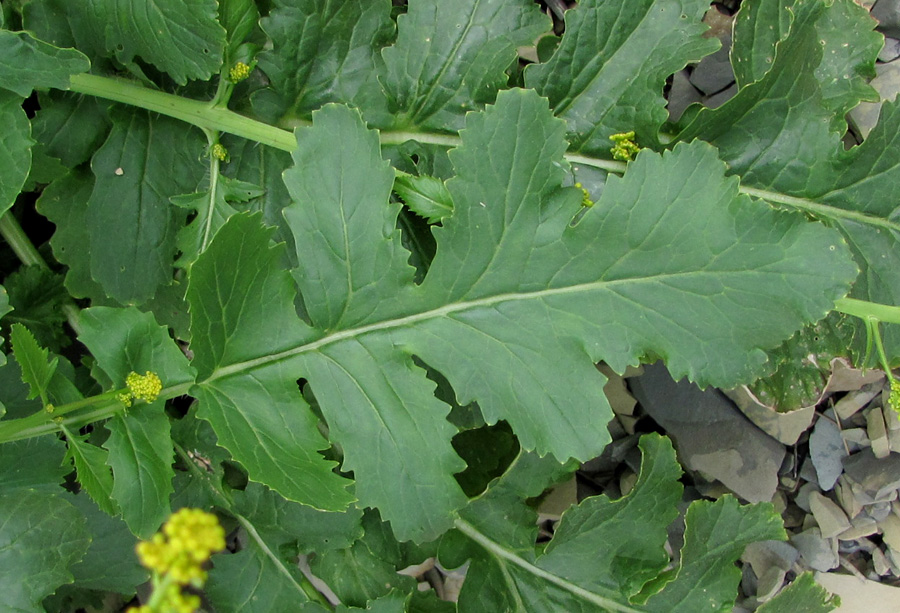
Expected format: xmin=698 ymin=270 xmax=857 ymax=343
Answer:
xmin=129 ymin=508 xmax=225 ymax=613
xmin=136 ymin=508 xmax=225 ymax=585
xmin=574 ymin=182 xmax=594 ymax=208
xmin=610 ymin=131 xmax=641 ymax=162
xmin=119 ymin=371 xmax=163 ymax=407
xmin=890 ymin=378 xmax=900 ymax=415
xmin=211 ymin=143 xmax=229 ymax=162
xmin=229 ymin=61 xmax=251 ymax=83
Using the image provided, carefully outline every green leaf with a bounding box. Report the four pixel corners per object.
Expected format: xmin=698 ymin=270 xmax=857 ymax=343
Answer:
xmin=757 ymin=572 xmax=839 ymax=612
xmin=336 ymin=590 xmax=409 ymax=613
xmin=193 ymin=89 xmax=855 ymax=542
xmin=233 ymin=482 xmax=363 ymax=555
xmin=32 ymin=90 xmax=110 ymax=168
xmin=0 ymin=437 xmax=68 ymax=495
xmin=536 ymin=434 xmax=682 ymax=598
xmin=731 ymin=0 xmax=792 ymax=87
xmin=65 ymin=492 xmax=147 ymax=595
xmin=310 ymin=511 xmax=417 ymax=607
xmin=380 ymin=0 xmax=549 ymax=130
xmin=255 ymin=0 xmax=394 ymax=122
xmin=35 ymin=169 xmax=106 ymax=301
xmin=0 ymin=90 xmax=32 ymax=216
xmin=171 ymin=175 xmax=263 ymax=267
xmin=186 ymin=214 xmax=354 ymax=512
xmin=0 ymin=29 xmax=90 ymax=97
xmin=87 ymin=109 xmax=205 ymax=304
xmin=21 ymin=0 xmax=109 ymax=64
xmin=0 ymin=490 xmax=90 ymax=612
xmin=393 ymin=170 xmax=453 ymax=223
xmin=732 ymin=0 xmax=880 ymax=119
xmin=283 ymin=104 xmax=466 ymax=541
xmin=206 ymin=546 xmax=315 ymax=612
xmin=525 ymin=0 xmax=718 ymax=155
xmin=681 ymin=2 xmax=899 ymax=362
xmin=0 ymin=285 xmax=10 ymax=368
xmin=643 ymin=497 xmax=786 ymax=611
xmin=218 ymin=0 xmax=259 ymax=63
xmin=87 ymin=0 xmax=225 ymax=84
xmin=78 ymin=306 xmax=194 ymax=537
xmin=10 ymin=323 xmax=58 ymax=404
xmin=3 ymin=266 xmax=70 ymax=352
xmin=65 ymin=434 xmax=118 ymax=516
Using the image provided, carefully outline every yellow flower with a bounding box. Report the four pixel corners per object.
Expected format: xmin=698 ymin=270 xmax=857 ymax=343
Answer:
xmin=609 ymin=131 xmax=641 ymax=162
xmin=131 ymin=508 xmax=225 ymax=613
xmin=126 ymin=371 xmax=163 ymax=403
xmin=229 ymin=61 xmax=251 ymax=83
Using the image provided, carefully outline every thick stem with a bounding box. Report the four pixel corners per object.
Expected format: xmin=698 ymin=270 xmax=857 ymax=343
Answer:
xmin=835 ymin=297 xmax=900 ymax=325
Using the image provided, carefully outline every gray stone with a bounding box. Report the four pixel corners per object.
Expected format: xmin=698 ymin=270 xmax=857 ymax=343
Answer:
xmin=667 ymin=70 xmax=702 ymax=123
xmin=689 ymin=36 xmax=735 ymax=95
xmin=873 ymin=0 xmax=900 ymax=39
xmin=880 ymin=37 xmax=900 ymax=62
xmin=878 ymin=512 xmax=900 ymax=552
xmin=867 ymin=407 xmax=891 ymax=459
xmin=628 ymin=362 xmax=785 ymax=503
xmin=866 ymin=501 xmax=893 ymax=522
xmin=838 ymin=515 xmax=878 ymax=541
xmin=835 ymin=383 xmax=883 ymax=420
xmin=843 ymin=449 xmax=900 ymax=500
xmin=792 ymin=528 xmax=839 ymax=571
xmin=809 ymin=491 xmax=851 ymax=538
xmin=809 ymin=414 xmax=847 ymax=490
xmin=836 ymin=476 xmax=863 ymax=519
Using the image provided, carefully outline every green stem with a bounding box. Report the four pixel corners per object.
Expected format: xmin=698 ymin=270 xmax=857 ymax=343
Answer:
xmin=453 ymin=518 xmax=643 ymax=613
xmin=68 ymin=73 xmax=299 ymax=151
xmin=66 ymin=74 xmax=900 ymax=235
xmin=0 ymin=213 xmax=83 ymax=334
xmin=834 ymin=297 xmax=900 ymax=325
xmin=0 ymin=381 xmax=193 ymax=444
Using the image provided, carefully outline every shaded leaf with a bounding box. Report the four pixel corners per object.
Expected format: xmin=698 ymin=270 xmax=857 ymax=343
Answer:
xmin=87 ymin=109 xmax=205 ymax=304
xmin=0 ymin=437 xmax=67 ymax=495
xmin=255 ymin=0 xmax=393 ymax=122
xmin=380 ymin=0 xmax=549 ymax=131
xmin=0 ymin=29 xmax=90 ymax=97
xmin=0 ymin=90 xmax=32 ymax=216
xmin=207 ymin=546 xmax=316 ymax=612
xmin=525 ymin=0 xmax=718 ymax=154
xmin=0 ymin=490 xmax=90 ymax=612
xmin=32 ymin=90 xmax=110 ymax=168
xmin=65 ymin=492 xmax=146 ymax=594
xmin=87 ymin=0 xmax=225 ymax=84
xmin=3 ymin=266 xmax=70 ymax=352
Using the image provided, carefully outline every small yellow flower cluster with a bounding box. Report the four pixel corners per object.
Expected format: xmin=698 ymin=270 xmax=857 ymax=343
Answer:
xmin=890 ymin=378 xmax=900 ymax=415
xmin=137 ymin=508 xmax=225 ymax=585
xmin=211 ymin=143 xmax=229 ymax=162
xmin=610 ymin=131 xmax=641 ymax=161
xmin=119 ymin=371 xmax=163 ymax=407
xmin=129 ymin=508 xmax=225 ymax=613
xmin=229 ymin=61 xmax=251 ymax=83
xmin=574 ymin=182 xmax=594 ymax=207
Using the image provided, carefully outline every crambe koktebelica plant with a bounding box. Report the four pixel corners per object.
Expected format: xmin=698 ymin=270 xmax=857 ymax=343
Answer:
xmin=0 ymin=0 xmax=895 ymax=610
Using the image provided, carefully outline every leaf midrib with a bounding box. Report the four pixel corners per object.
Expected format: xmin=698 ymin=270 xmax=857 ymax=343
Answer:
xmin=203 ymin=269 xmax=744 ymax=384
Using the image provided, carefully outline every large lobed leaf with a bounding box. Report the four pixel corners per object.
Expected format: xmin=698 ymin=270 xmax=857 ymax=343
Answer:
xmin=525 ymin=0 xmax=718 ymax=155
xmin=188 ymin=88 xmax=855 ymax=541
